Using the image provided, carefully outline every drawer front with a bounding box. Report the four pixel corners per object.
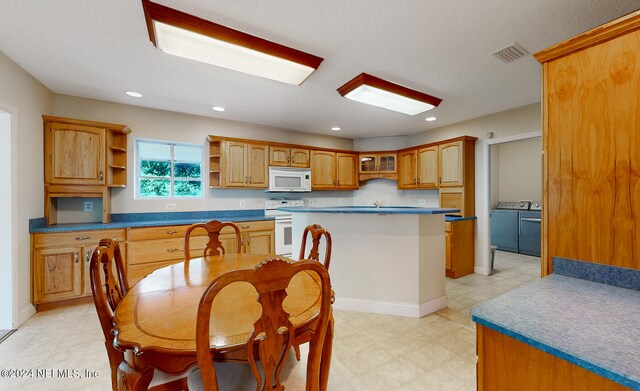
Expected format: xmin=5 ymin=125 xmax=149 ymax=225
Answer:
xmin=127 ymin=225 xmax=203 ymax=241
xmin=34 ymin=229 xmax=126 ymax=248
xmin=128 ymin=236 xmax=209 ymax=265
xmin=233 ymin=220 xmax=274 ymax=233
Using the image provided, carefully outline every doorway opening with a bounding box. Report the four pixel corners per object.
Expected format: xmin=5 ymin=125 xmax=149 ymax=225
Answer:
xmin=0 ymin=108 xmax=16 ymax=332
xmin=486 ymin=132 xmax=542 ymax=277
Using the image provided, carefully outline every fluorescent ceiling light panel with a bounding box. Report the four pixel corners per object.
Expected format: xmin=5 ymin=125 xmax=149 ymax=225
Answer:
xmin=141 ymin=0 xmax=323 ymax=86
xmin=337 ymin=73 xmax=442 ymax=115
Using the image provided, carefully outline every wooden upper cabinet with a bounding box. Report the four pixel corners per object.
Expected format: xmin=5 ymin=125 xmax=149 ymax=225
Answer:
xmin=45 ymin=122 xmax=106 ymax=185
xmin=417 ymin=146 xmax=438 ymax=188
xmin=310 ymin=150 xmax=336 ymax=189
xmin=247 ymin=144 xmax=268 ymax=188
xmin=397 ymin=150 xmax=417 ymax=189
xmin=310 ymin=150 xmax=358 ymax=190
xmin=269 ymin=146 xmax=309 ymax=168
xmin=439 ymin=141 xmax=464 ymax=187
xmin=224 ymin=141 xmax=248 ymax=187
xmin=359 ymin=152 xmax=397 ymax=182
xmin=223 ymin=142 xmax=268 ymax=188
xmin=336 ymin=153 xmax=358 ymax=189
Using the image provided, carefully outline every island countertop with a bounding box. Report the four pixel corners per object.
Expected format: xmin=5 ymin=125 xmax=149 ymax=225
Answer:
xmin=471 ymin=258 xmax=640 ymax=390
xmin=278 ymin=206 xmax=460 ymax=214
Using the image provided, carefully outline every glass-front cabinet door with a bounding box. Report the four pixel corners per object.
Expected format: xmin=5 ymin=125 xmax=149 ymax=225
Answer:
xmin=378 ymin=154 xmax=396 ymax=173
xmin=359 ymin=154 xmax=377 ymax=173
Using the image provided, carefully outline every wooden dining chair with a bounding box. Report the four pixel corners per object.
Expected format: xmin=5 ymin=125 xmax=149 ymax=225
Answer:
xmin=295 ymin=224 xmax=333 ymax=361
xmin=189 ymin=257 xmax=333 ymax=391
xmin=299 ymin=224 xmax=332 ymax=270
xmin=89 ymin=238 xmax=189 ymax=391
xmin=184 ymin=220 xmax=242 ymax=261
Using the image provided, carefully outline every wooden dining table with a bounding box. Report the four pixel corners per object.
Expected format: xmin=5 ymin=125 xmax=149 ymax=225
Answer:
xmin=113 ymin=253 xmax=333 ymax=391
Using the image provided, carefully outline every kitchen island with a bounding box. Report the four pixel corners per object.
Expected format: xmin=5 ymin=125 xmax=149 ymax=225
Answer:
xmin=279 ymin=206 xmax=458 ymax=317
xmin=472 ymin=257 xmax=640 ymax=390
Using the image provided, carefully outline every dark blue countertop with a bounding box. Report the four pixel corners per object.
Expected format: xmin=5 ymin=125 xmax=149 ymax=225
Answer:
xmin=278 ymin=206 xmax=460 ymax=215
xmin=29 ymin=209 xmax=274 ymax=233
xmin=471 ymin=257 xmax=640 ymax=390
xmin=445 ymin=215 xmax=476 ymax=222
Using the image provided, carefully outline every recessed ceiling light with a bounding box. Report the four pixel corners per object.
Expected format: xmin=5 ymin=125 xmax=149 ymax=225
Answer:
xmin=126 ymin=91 xmax=143 ymax=98
xmin=212 ymin=106 xmax=226 ymax=112
xmin=331 ymin=127 xmax=341 ymax=131
xmin=337 ymin=73 xmax=442 ymax=115
xmin=425 ymin=117 xmax=437 ymax=122
xmin=141 ymin=0 xmax=324 ymax=85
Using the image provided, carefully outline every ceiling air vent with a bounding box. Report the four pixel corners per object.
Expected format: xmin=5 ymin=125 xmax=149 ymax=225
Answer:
xmin=491 ymin=43 xmax=529 ymax=63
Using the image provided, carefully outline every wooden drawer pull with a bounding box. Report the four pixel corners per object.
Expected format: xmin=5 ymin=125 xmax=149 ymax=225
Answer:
xmin=75 ymin=236 xmax=90 ymax=241
xmin=166 ymin=248 xmax=179 ymax=253
xmin=240 ymin=225 xmax=250 ymax=229
xmin=166 ymin=230 xmax=178 ymax=235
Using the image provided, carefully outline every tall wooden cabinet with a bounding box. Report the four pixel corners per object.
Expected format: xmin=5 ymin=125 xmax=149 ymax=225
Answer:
xmin=535 ymin=11 xmax=640 ymax=275
xmin=43 ymin=116 xmax=130 ymax=224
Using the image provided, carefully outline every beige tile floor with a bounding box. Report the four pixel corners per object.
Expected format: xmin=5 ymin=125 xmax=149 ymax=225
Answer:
xmin=0 ymin=251 xmax=540 ymax=391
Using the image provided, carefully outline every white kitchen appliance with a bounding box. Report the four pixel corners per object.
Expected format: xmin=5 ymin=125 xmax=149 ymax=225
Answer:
xmin=265 ymin=199 xmax=304 ymax=257
xmin=268 ymin=167 xmax=311 ymax=192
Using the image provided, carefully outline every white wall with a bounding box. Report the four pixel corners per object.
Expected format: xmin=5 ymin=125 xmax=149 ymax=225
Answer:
xmin=53 ymin=95 xmax=355 ymax=220
xmin=0 ymin=111 xmax=12 ymax=329
xmin=493 ymin=138 xmax=542 ymax=205
xmin=0 ymin=50 xmax=55 ymax=326
xmin=357 ymin=103 xmax=542 ymax=275
xmin=352 ymin=136 xmax=440 ymax=207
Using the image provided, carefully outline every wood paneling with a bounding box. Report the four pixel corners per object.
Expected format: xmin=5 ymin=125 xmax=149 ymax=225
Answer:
xmin=477 ymin=325 xmax=631 ymax=391
xmin=540 ymin=19 xmax=640 ymax=273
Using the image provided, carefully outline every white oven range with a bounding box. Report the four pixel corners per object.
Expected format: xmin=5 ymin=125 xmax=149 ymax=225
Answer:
xmin=264 ymin=199 xmax=304 ymax=257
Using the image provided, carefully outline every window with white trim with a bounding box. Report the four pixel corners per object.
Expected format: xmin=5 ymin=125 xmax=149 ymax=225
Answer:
xmin=137 ymin=140 xmax=203 ymax=198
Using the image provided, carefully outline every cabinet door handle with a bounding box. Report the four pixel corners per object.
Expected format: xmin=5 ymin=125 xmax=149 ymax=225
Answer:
xmin=249 ymin=177 xmax=252 ymax=184
xmin=414 ymin=178 xmax=417 ymax=185
xmin=75 ymin=236 xmax=90 ymax=241
xmin=166 ymin=230 xmax=178 ymax=235
xmin=287 ymin=156 xmax=290 ymax=164
xmin=417 ymin=178 xmax=421 ymax=185
xmin=337 ymin=180 xmax=339 ymax=186
xmin=166 ymin=248 xmax=179 ymax=253
xmin=99 ymin=171 xmax=104 ymax=181
xmin=247 ymin=237 xmax=250 ymax=245
xmin=84 ymin=250 xmax=93 ymax=262
xmin=74 ymin=252 xmax=79 ymax=263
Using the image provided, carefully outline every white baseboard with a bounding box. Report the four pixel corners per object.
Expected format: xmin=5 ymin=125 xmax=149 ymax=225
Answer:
xmin=16 ymin=304 xmax=35 ymax=328
xmin=333 ymin=295 xmax=447 ymax=318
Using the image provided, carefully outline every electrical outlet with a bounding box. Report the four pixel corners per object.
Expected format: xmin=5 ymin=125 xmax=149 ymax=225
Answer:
xmin=338 ymin=199 xmax=344 ymax=205
xmin=308 ymin=199 xmax=314 ymax=206
xmin=83 ymin=201 xmax=93 ymax=212
xmin=165 ymin=203 xmax=176 ymax=210
xmin=239 ymin=200 xmax=246 ymax=208
xmin=418 ymin=199 xmax=426 ymax=206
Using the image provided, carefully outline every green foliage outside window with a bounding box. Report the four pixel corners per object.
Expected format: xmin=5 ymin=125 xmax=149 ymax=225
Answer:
xmin=138 ymin=141 xmax=203 ymax=198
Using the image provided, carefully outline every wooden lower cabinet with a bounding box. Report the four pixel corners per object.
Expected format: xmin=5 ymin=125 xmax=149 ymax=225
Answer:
xmin=32 ymin=229 xmax=126 ymax=306
xmin=477 ymin=325 xmax=630 ymax=390
xmin=127 ymin=220 xmax=275 ymax=286
xmin=445 ymin=219 xmax=474 ymax=278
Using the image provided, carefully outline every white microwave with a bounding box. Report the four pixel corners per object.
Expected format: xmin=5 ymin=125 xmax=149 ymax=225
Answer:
xmin=268 ymin=167 xmax=312 ymax=192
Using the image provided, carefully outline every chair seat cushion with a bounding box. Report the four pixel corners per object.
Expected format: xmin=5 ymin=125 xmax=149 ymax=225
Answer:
xmin=188 ymin=349 xmax=306 ymax=391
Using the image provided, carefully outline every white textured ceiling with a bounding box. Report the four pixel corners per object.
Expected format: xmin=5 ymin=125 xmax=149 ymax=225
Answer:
xmin=0 ymin=1 xmax=638 ymax=138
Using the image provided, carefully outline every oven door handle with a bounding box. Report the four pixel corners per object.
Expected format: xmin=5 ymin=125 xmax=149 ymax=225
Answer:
xmin=521 ymin=218 xmax=541 ymax=223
